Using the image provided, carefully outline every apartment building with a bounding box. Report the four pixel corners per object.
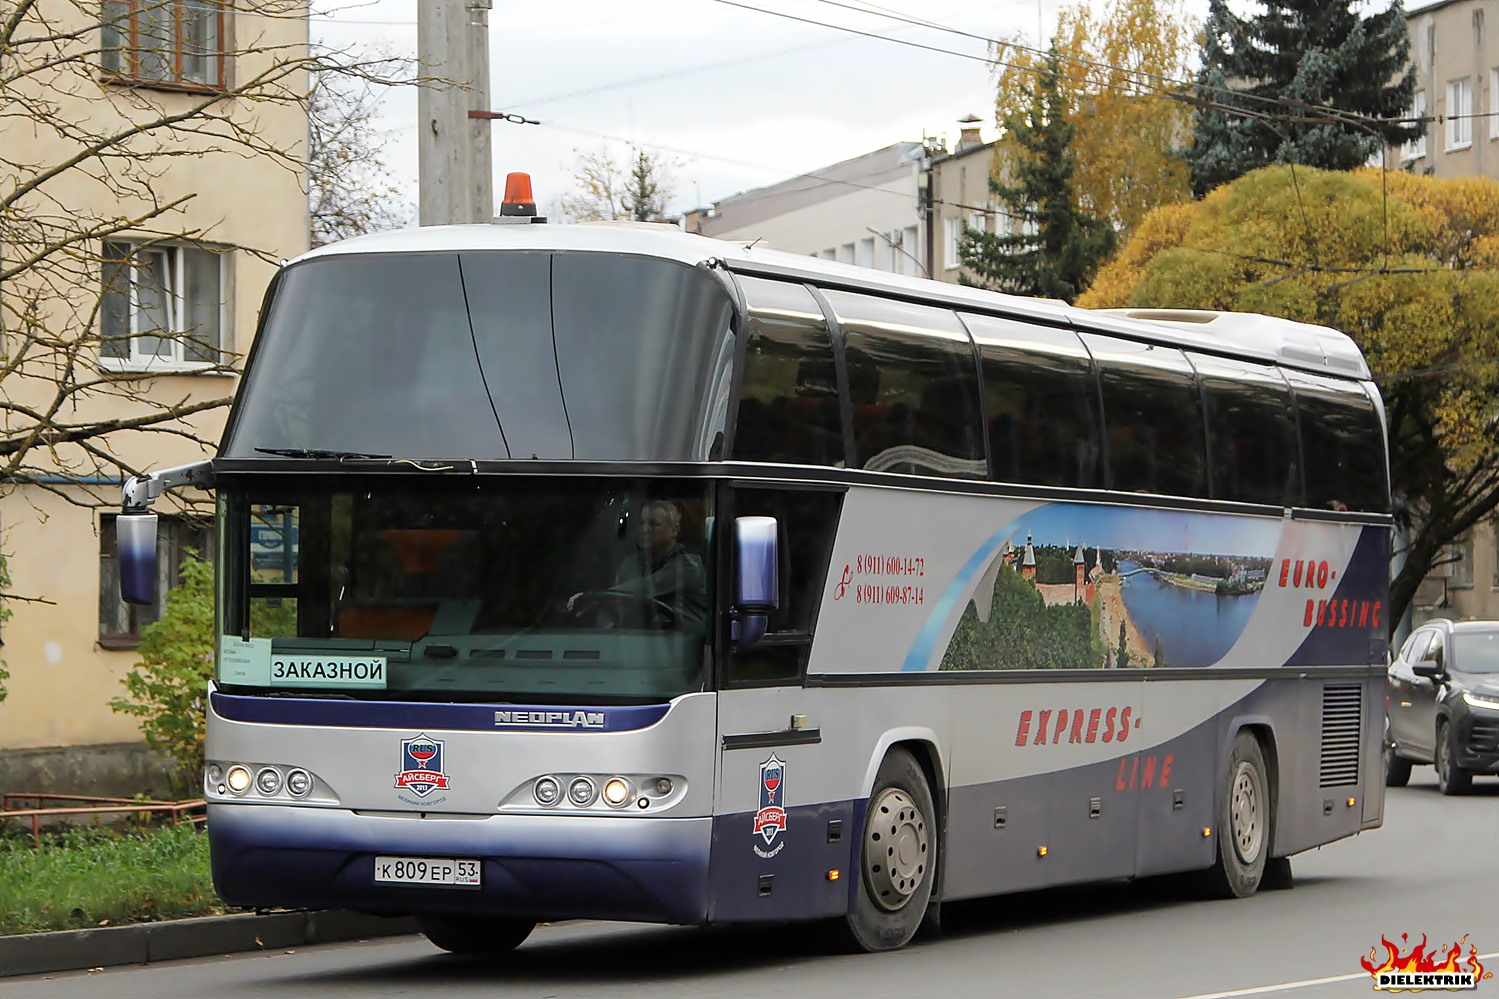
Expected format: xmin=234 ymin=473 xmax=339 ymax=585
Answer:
xmin=0 ymin=1 xmax=310 ymax=792
xmin=1394 ymin=0 xmax=1499 ymax=625
xmin=1401 ymin=0 xmax=1497 ymax=181
xmin=684 ymin=118 xmax=1000 ymax=287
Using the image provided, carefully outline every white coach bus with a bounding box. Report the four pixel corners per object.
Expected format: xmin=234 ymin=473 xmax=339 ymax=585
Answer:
xmin=117 ymin=196 xmax=1390 ymax=955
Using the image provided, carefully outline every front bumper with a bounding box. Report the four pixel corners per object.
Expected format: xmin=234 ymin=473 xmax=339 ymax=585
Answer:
xmin=208 ymin=803 xmax=712 ymax=924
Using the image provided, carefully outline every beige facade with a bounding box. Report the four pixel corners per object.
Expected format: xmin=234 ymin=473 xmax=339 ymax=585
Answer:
xmin=0 ymin=1 xmax=309 ymax=782
xmin=1401 ymin=0 xmax=1498 ymax=182
xmin=928 ymin=134 xmax=998 ymax=286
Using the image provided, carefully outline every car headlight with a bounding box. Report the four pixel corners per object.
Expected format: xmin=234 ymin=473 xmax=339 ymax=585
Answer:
xmin=1462 ymin=690 xmax=1499 ymax=710
xmin=225 ymin=765 xmax=252 ymax=794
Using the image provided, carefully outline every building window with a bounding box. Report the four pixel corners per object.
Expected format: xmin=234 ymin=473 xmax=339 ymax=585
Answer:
xmin=856 ymin=236 xmax=875 ymax=268
xmin=1447 ymin=77 xmax=1473 ymax=150
xmin=1451 ymin=533 xmax=1474 ymax=588
xmin=101 ymin=1 xmax=225 ymax=90
xmin=1407 ymin=91 xmax=1427 ymax=160
xmin=945 ymin=217 xmax=963 ymax=270
xmin=100 ymin=240 xmax=224 ymax=368
xmin=901 ymin=225 xmax=920 ymax=277
xmin=1492 ymin=70 xmax=1499 ymax=140
xmin=99 ymin=514 xmax=214 ymax=647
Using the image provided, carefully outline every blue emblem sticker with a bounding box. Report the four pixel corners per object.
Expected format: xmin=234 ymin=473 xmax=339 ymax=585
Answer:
xmin=753 ymin=754 xmax=787 ymax=858
xmin=394 ymin=733 xmax=450 ymax=798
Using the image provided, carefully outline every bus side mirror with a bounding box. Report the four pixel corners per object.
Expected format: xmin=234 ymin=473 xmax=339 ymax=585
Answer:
xmin=117 ymin=512 xmax=159 ymax=606
xmin=731 ymin=516 xmax=779 ymax=647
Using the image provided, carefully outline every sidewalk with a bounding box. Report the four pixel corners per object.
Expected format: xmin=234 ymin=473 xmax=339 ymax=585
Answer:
xmin=0 ymin=910 xmax=418 ymax=978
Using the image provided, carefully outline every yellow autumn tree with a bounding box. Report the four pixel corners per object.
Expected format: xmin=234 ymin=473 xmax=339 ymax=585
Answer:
xmin=1078 ymin=165 xmax=1499 ymax=626
xmin=988 ymin=0 xmax=1195 ymax=239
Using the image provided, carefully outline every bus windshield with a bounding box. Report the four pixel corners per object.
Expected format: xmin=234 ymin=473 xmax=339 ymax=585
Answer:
xmin=220 ymin=477 xmax=715 ymax=702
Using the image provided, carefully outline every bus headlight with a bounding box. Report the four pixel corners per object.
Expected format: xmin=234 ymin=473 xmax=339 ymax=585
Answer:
xmin=286 ymin=769 xmax=312 ymax=797
xmin=534 ymin=776 xmax=561 ymax=806
xmin=602 ymin=777 xmax=631 ymax=807
xmin=255 ymin=767 xmax=283 ymax=796
xmin=226 ymin=765 xmax=252 ymax=794
xmin=568 ymin=777 xmax=597 ymax=807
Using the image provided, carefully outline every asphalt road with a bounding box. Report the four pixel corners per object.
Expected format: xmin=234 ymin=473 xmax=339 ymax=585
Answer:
xmin=10 ymin=768 xmax=1497 ymax=999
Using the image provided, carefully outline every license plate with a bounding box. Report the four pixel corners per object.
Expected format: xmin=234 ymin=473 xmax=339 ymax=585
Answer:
xmin=374 ymin=856 xmax=482 ymax=889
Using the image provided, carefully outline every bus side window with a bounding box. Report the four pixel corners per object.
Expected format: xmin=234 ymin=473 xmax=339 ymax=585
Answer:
xmin=1286 ymin=373 xmax=1389 ymax=513
xmin=726 ymin=487 xmax=843 ymax=685
xmin=730 ymin=277 xmax=845 ymax=468
xmin=966 ymin=316 xmax=1101 ymax=489
xmin=821 ymin=291 xmax=985 ymax=479
xmin=1082 ymin=334 xmax=1207 ymax=499
xmin=1191 ymin=354 xmax=1301 ymax=507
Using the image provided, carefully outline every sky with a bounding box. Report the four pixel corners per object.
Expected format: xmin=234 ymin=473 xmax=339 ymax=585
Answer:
xmin=309 ymin=0 xmax=1092 ymax=221
xmin=307 ymin=0 xmax=1424 ymax=223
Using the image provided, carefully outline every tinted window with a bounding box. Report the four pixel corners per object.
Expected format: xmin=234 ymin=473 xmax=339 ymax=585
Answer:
xmin=461 ymin=252 xmax=573 ymax=459
xmin=224 ymin=253 xmax=506 ymax=458
xmin=727 ymin=487 xmax=843 ymax=685
xmin=730 ymin=278 xmax=844 ymax=467
xmin=1082 ymin=334 xmax=1207 ymax=497
xmin=1286 ymin=373 xmax=1388 ymax=512
xmin=224 ymin=252 xmax=736 ymax=462
xmin=965 ymin=314 xmax=1102 ymax=489
xmin=551 ymin=254 xmax=736 ymax=461
xmin=823 ymin=291 xmax=985 ymax=479
xmin=1191 ymin=353 xmax=1301 ymax=506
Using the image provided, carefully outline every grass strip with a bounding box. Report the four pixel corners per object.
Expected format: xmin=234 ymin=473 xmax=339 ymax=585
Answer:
xmin=0 ymin=822 xmax=225 ymax=936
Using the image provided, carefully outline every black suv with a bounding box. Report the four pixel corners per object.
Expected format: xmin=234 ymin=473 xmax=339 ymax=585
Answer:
xmin=1386 ymin=618 xmax=1499 ymax=794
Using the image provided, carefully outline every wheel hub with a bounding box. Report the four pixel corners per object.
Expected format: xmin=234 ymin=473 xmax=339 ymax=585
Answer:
xmin=1229 ymin=761 xmax=1263 ymax=865
xmin=863 ymin=787 xmax=929 ymax=912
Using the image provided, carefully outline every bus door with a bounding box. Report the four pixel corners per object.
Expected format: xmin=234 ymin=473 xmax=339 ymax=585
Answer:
xmin=708 ymin=484 xmax=848 ymax=923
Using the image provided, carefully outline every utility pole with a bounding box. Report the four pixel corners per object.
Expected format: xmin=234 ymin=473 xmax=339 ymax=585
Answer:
xmin=418 ymin=0 xmax=493 ymax=225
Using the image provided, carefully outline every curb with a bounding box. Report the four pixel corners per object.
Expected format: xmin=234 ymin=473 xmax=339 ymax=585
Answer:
xmin=0 ymin=910 xmax=419 ymax=979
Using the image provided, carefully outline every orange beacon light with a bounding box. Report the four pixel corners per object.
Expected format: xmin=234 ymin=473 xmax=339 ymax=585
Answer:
xmin=500 ymin=172 xmax=537 ymax=217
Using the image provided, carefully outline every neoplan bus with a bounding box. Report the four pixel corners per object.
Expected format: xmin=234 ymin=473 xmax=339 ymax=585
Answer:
xmin=117 ymin=203 xmax=1391 ymax=956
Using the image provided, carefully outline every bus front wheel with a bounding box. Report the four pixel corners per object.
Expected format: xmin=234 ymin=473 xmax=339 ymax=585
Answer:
xmin=418 ymin=914 xmax=535 ymax=957
xmin=843 ymin=748 xmax=938 ymax=952
xmin=1201 ymin=731 xmax=1270 ymax=899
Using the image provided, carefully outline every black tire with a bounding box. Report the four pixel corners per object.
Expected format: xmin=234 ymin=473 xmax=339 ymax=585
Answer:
xmin=842 ymin=749 xmax=938 ymax=952
xmin=1384 ymin=740 xmax=1413 ymax=788
xmin=417 ymin=914 xmax=534 ymax=956
xmin=1260 ymin=855 xmax=1294 ymax=891
xmin=1436 ymin=720 xmax=1473 ymax=796
xmin=1199 ymin=731 xmax=1270 ymax=899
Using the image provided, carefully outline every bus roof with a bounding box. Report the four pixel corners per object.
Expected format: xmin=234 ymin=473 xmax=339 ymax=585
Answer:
xmin=295 ymin=223 xmax=1371 ymax=381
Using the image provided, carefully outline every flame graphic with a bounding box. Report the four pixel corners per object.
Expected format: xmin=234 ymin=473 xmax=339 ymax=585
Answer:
xmin=1361 ymin=934 xmax=1491 ymax=991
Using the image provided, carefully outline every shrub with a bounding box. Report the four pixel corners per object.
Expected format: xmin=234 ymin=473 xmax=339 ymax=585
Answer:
xmin=109 ymin=554 xmax=214 ymax=795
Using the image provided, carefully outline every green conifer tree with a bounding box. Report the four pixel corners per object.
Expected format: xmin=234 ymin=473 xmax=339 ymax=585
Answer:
xmin=960 ymin=47 xmax=1115 ymax=303
xmin=1188 ymin=0 xmax=1419 ymax=197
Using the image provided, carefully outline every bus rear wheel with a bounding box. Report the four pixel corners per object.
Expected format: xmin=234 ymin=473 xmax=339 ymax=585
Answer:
xmin=1200 ymin=731 xmax=1270 ymax=899
xmin=417 ymin=914 xmax=534 ymax=956
xmin=842 ymin=748 xmax=937 ymax=952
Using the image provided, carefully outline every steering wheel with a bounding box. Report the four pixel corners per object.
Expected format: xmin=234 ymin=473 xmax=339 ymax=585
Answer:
xmin=569 ymin=591 xmax=679 ymax=629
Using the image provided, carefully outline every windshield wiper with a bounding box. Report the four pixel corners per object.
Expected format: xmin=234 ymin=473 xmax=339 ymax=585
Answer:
xmin=254 ymin=447 xmax=393 ymax=460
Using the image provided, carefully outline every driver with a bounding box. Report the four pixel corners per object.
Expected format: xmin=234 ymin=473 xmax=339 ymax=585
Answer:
xmin=567 ymin=499 xmax=706 ymax=629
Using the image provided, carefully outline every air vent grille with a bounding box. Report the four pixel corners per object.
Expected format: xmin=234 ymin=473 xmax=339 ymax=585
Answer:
xmin=1319 ymin=684 xmax=1363 ymax=787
